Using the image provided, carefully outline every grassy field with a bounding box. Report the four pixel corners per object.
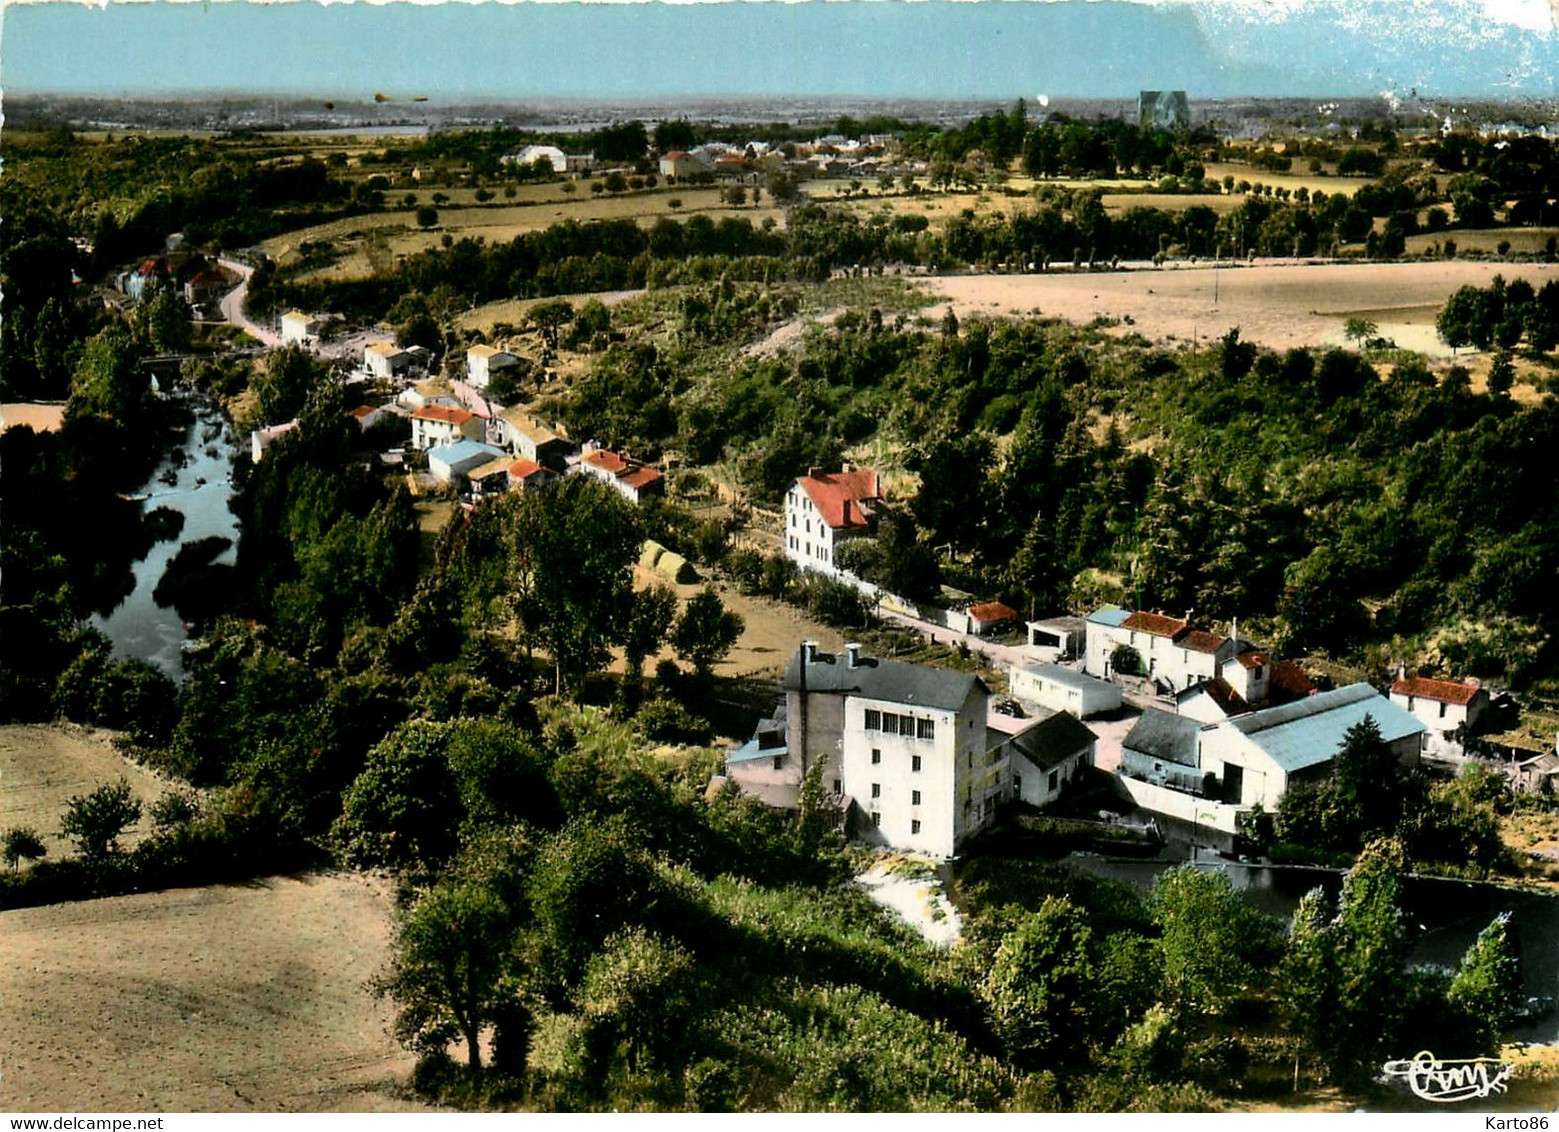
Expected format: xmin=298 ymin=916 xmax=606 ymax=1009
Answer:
xmin=0 ymin=723 xmax=181 ymax=863
xmin=0 ymin=874 xmax=425 ymax=1112
xmin=1404 ymin=227 xmax=1559 ymax=257
xmin=263 ymin=186 xmax=783 ymax=279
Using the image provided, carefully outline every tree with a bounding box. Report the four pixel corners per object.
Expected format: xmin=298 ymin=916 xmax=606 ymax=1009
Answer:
xmin=416 ymin=206 xmax=439 ymax=229
xmin=334 ymin=720 xmax=464 ymax=870
xmin=1150 ymin=866 xmax=1279 ymax=1016
xmin=1487 ymin=351 xmax=1516 ymax=398
xmin=577 ymin=927 xmax=694 ymax=1074
xmin=1343 ymin=317 xmax=1378 ymax=349
xmin=529 ymin=299 xmax=575 ymax=351
xmin=981 ymin=895 xmax=1097 ymax=1070
xmin=68 ymin=324 xmax=149 ymax=427
xmin=672 ymin=588 xmax=744 ymax=680
xmin=1447 ymin=913 xmax=1523 ymax=1056
xmin=377 ymin=879 xmax=521 ymax=1079
xmin=250 ymin=344 xmax=325 ymax=426
xmin=622 ymin=584 xmax=678 ymax=699
xmin=510 ymin=478 xmax=643 ymax=694
xmin=142 ymin=288 xmax=193 ymax=354
xmin=60 ymin=779 xmax=141 ymax=862
xmin=2 ymin=827 xmax=46 ymax=872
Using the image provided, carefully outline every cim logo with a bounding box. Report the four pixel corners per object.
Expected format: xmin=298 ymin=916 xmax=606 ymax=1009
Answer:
xmin=1380 ymin=1051 xmax=1514 ymax=1104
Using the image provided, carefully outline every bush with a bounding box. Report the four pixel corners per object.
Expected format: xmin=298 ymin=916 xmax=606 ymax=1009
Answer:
xmin=636 ymin=696 xmax=714 ymax=746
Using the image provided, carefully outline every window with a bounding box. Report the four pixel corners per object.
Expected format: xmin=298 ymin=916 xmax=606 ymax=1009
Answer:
xmin=864 ymin=709 xmax=881 ymax=731
xmin=871 ymin=748 xmax=881 ymax=765
xmin=899 ymin=715 xmax=915 ymax=737
xmin=911 ymin=790 xmax=921 ymax=806
xmin=832 ymin=778 xmax=841 ymax=794
xmin=967 ymin=751 xmax=974 ymax=769
xmin=1014 ymin=774 xmax=1022 ymax=794
xmin=912 ymin=755 xmax=922 ymax=772
xmin=1048 ymin=770 xmax=1059 ymax=791
xmin=917 ymin=718 xmax=935 ymax=741
xmin=773 ymin=755 xmax=783 ymax=771
xmin=870 ymin=812 xmax=881 ymax=828
xmin=871 ymin=783 xmax=881 ymax=799
xmin=911 ymin=819 xmax=921 ymax=835
xmin=805 ymin=519 xmax=811 ymax=534
xmin=880 ymin=712 xmax=897 ymax=733
xmin=1439 ymin=702 xmax=1448 ymax=719
xmin=1253 ymin=665 xmax=1264 ymax=679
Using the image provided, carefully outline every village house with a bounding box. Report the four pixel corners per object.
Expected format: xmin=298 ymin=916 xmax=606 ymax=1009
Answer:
xmin=1389 ymin=674 xmax=1490 ymax=759
xmin=427 ymin=439 xmax=507 ymax=486
xmin=410 ymin=405 xmax=483 ymax=450
xmin=1175 ymin=678 xmax=1251 ymax=724
xmin=1119 ymin=683 xmax=1425 ymax=832
xmin=364 ymin=342 xmax=415 ymax=381
xmin=784 ymin=466 xmax=881 ymax=578
xmin=349 ymin=404 xmax=388 ymax=431
xmin=182 ymin=267 xmax=229 ymax=312
xmin=466 ymin=345 xmax=523 ymax=391
xmin=466 ymin=453 xmax=517 ymax=497
xmin=965 ymin=601 xmax=1019 ymax=637
xmin=249 ymin=420 xmax=298 ymax=462
xmin=1004 ymin=711 xmax=1097 ymax=809
xmin=579 ymin=444 xmax=664 ymax=505
xmin=1083 ymin=607 xmax=1236 ymax=693
xmin=495 ymin=405 xmax=573 ymax=469
xmin=657 ymin=150 xmax=705 ymax=180
xmin=1009 ymin=663 xmax=1123 ymax=719
xmin=280 ymin=310 xmax=323 ymax=347
xmin=724 ymin=642 xmax=1002 ymax=859
xmin=506 ymin=457 xmax=558 ymax=492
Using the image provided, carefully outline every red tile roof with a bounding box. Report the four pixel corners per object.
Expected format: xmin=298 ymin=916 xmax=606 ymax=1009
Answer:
xmin=969 ymin=601 xmax=1018 ymax=624
xmin=413 ymin=405 xmax=475 ymax=426
xmin=508 ymin=458 xmax=544 ymax=480
xmin=1122 ymin=611 xmax=1188 ymax=638
xmin=584 ymin=448 xmax=630 ymax=475
xmin=620 ymin=466 xmax=664 ymax=492
xmin=1179 ymin=629 xmax=1229 ymax=654
xmin=1267 ymin=661 xmax=1316 ymax=701
xmin=798 ymin=469 xmax=880 ymax=531
xmin=1391 ymin=675 xmax=1483 ymax=706
xmin=350 ymin=405 xmax=378 ymax=420
xmin=1185 ymin=677 xmax=1249 ymax=715
xmin=1234 ymin=650 xmax=1271 ymax=670
xmin=663 ymin=150 xmax=690 ymax=161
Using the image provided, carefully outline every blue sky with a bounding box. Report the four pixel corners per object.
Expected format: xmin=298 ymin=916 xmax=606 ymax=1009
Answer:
xmin=3 ymin=1 xmax=1556 ymax=102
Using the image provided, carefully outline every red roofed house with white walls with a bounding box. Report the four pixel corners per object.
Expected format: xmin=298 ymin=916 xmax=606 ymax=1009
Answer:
xmin=784 ymin=466 xmax=881 ymax=578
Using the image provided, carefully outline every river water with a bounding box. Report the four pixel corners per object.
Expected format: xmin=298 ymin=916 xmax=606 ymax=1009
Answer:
xmin=92 ymin=402 xmax=240 ymax=678
xmin=1065 ymin=850 xmax=1559 ymax=1045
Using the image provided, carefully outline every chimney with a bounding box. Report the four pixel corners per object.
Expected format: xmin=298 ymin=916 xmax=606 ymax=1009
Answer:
xmin=846 ymin=642 xmax=861 ymax=669
xmin=807 ymin=466 xmax=824 ymax=479
xmin=803 ymin=639 xmax=819 ymax=665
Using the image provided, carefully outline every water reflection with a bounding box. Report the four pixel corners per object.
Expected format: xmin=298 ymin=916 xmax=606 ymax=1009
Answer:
xmin=91 ymin=403 xmax=239 ymax=678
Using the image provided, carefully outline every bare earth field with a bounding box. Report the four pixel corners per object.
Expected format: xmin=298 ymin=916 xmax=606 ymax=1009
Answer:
xmin=0 ymin=724 xmax=178 ymax=862
xmin=0 ymin=874 xmax=425 ymax=1113
xmin=926 ymin=260 xmax=1559 ymax=355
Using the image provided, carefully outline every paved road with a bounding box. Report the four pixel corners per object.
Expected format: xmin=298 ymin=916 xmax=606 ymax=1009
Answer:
xmin=217 ymin=259 xmax=282 ymax=349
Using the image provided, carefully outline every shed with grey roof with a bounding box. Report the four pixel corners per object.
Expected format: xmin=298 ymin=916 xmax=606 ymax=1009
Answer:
xmin=1121 ymin=709 xmax=1207 ymax=795
xmin=1010 ymin=662 xmax=1122 ymax=718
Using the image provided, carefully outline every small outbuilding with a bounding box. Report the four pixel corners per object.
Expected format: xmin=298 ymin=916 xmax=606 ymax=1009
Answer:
xmin=1009 ymin=663 xmax=1123 ymax=719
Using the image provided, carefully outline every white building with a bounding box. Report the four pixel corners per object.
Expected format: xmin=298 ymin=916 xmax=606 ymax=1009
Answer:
xmin=1083 ymin=607 xmax=1235 ymax=693
xmin=466 ymin=345 xmax=522 ymax=391
xmin=495 ymin=406 xmax=572 ymax=468
xmin=1009 ymin=663 xmax=1122 ymax=719
xmin=410 ymin=405 xmax=482 ymax=450
xmin=364 ymin=342 xmax=414 ymax=381
xmin=1025 ymin=616 xmax=1086 ymax=663
xmin=579 ymin=445 xmax=664 ymax=505
xmin=1005 ymin=711 xmax=1097 ymax=808
xmin=729 ymin=642 xmax=1001 ymax=858
xmin=1390 ymin=675 xmax=1489 ymax=759
xmin=784 ymin=467 xmax=881 ymax=578
xmin=280 ymin=310 xmax=321 ymax=347
xmin=1121 ymin=683 xmax=1426 ymax=819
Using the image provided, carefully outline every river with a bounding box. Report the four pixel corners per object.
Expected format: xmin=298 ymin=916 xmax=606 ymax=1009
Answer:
xmin=1065 ymin=850 xmax=1559 ymax=1045
xmin=91 ymin=401 xmax=240 ymax=678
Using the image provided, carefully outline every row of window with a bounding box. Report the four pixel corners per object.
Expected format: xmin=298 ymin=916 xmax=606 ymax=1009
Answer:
xmin=863 ymin=709 xmax=935 ymax=740
xmin=785 ymin=534 xmax=828 ymax=562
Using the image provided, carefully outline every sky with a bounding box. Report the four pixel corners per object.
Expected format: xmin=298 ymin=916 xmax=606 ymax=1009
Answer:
xmin=2 ymin=0 xmax=1557 ymax=103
